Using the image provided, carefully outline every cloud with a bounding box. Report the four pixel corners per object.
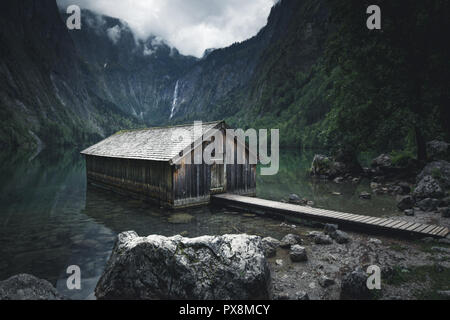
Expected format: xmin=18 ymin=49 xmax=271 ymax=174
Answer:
xmin=106 ymin=25 xmax=122 ymax=44
xmin=57 ymin=0 xmax=277 ymax=58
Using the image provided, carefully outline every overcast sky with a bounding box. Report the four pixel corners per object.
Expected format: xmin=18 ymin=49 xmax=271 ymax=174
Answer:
xmin=57 ymin=0 xmax=278 ymax=57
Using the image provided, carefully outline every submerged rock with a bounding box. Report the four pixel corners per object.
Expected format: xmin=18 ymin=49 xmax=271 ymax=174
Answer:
xmin=95 ymin=232 xmax=271 ymax=300
xmin=167 ymin=213 xmax=195 ymax=224
xmin=0 ymin=274 xmax=63 ymax=300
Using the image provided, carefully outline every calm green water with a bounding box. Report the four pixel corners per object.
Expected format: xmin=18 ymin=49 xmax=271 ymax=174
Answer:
xmin=0 ymin=149 xmax=397 ymax=299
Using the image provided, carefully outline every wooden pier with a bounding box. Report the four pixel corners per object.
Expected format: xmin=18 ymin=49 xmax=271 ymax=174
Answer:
xmin=212 ymin=193 xmax=450 ymax=238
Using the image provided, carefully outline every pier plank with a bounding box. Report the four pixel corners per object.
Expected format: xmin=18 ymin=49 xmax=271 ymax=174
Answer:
xmin=212 ymin=194 xmax=448 ymax=238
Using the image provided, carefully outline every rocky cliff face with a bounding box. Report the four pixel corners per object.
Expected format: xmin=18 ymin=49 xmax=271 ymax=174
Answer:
xmin=67 ymin=9 xmax=198 ymax=126
xmin=1 ymin=0 xmax=330 ymax=151
xmin=0 ymin=0 xmax=141 ymax=150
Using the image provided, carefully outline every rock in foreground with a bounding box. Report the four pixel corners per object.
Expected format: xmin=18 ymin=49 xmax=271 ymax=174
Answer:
xmin=95 ymin=232 xmax=271 ymax=300
xmin=0 ymin=274 xmax=63 ymax=300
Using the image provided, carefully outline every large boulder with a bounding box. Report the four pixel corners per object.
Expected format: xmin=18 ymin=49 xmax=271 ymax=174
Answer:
xmin=413 ymin=175 xmax=445 ymax=199
xmin=95 ymin=232 xmax=271 ymax=300
xmin=427 ymin=141 xmax=449 ymax=161
xmin=0 ymin=274 xmax=63 ymax=300
xmin=417 ymin=160 xmax=450 ymax=188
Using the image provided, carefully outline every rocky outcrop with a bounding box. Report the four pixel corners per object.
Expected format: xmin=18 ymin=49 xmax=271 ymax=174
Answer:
xmin=413 ymin=175 xmax=445 ymax=199
xmin=417 ymin=160 xmax=450 ymax=188
xmin=0 ymin=274 xmax=63 ymax=300
xmin=95 ymin=232 xmax=271 ymax=300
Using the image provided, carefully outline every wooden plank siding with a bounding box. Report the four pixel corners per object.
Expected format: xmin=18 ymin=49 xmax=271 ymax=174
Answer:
xmin=86 ymin=155 xmax=173 ymax=207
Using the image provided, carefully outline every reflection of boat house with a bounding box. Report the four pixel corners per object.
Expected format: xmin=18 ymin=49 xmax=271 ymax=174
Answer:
xmin=81 ymin=121 xmax=256 ymax=209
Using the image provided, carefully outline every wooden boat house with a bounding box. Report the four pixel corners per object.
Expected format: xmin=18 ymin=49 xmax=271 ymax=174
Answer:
xmin=81 ymin=121 xmax=256 ymax=208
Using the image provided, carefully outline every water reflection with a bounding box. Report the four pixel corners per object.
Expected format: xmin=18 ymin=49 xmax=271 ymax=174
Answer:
xmin=0 ymin=148 xmax=398 ymax=299
xmin=257 ymin=149 xmax=398 ymax=217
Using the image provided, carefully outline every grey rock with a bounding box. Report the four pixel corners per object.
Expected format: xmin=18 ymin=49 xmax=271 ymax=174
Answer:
xmin=437 ymin=290 xmax=450 ymax=298
xmin=0 ymin=274 xmax=63 ymax=300
xmin=280 ymin=234 xmax=302 ymax=248
xmin=334 ymin=177 xmax=344 ymax=183
xmin=288 ymin=194 xmax=305 ymax=204
xmin=431 ymin=247 xmax=450 ymax=254
xmin=319 ymin=275 xmax=335 ymax=288
xmin=371 ymin=154 xmax=392 ymax=169
xmin=398 ymin=182 xmax=411 ymax=194
xmin=95 ymin=232 xmax=271 ymax=300
xmin=404 ymin=209 xmax=415 ymax=216
xmin=416 ymin=198 xmax=440 ymax=212
xmin=396 ymin=195 xmax=415 ymax=211
xmin=295 ymin=291 xmax=309 ymax=300
xmin=359 ymin=192 xmax=372 ymax=200
xmin=414 ymin=175 xmax=444 ymax=199
xmin=417 ymin=161 xmax=450 ymax=188
xmin=289 ymin=245 xmax=307 ymax=262
xmin=261 ymin=237 xmax=280 ymax=258
xmin=340 ymin=269 xmax=372 ymax=300
xmin=368 ymin=238 xmax=382 ymax=245
xmin=330 ymin=230 xmax=351 ymax=244
xmin=438 ymin=207 xmax=450 ymax=218
xmin=273 ymin=292 xmax=290 ymax=300
xmin=324 ymin=224 xmax=339 ymax=235
xmin=308 ymin=232 xmax=333 ymax=245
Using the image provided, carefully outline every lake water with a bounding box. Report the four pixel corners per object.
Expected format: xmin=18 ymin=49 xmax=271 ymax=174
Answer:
xmin=0 ymin=149 xmax=398 ymax=299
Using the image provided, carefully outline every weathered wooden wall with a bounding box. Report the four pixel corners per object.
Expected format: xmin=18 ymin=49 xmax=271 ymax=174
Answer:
xmin=173 ymin=153 xmax=211 ymax=208
xmin=226 ymin=140 xmax=257 ymax=196
xmin=85 ymin=155 xmax=173 ymax=207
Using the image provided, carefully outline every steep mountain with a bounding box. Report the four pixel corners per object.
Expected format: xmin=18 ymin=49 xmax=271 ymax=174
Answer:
xmin=169 ymin=0 xmax=334 ymax=148
xmin=67 ymin=9 xmax=198 ymax=125
xmin=0 ymin=0 xmax=141 ymax=150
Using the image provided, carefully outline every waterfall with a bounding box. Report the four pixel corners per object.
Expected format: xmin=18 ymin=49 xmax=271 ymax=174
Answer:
xmin=169 ymin=80 xmax=179 ymax=119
